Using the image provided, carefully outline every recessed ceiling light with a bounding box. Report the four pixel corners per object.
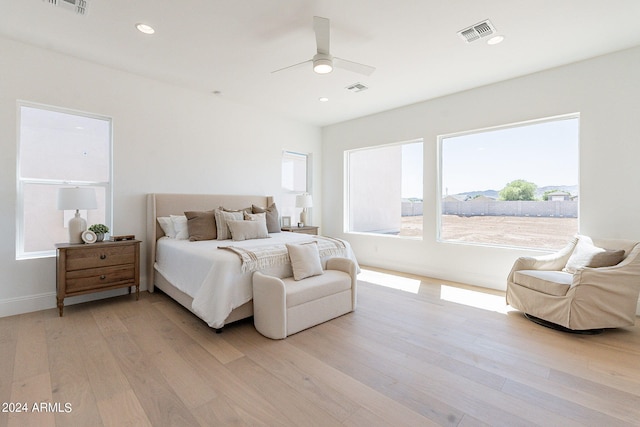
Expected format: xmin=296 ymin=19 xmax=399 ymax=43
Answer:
xmin=487 ymin=35 xmax=505 ymax=45
xmin=135 ymin=23 xmax=155 ymax=35
xmin=319 ymin=97 xmax=329 ymax=102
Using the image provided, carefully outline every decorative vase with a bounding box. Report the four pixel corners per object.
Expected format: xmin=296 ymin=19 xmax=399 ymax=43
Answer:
xmin=95 ymin=233 xmax=104 ymax=242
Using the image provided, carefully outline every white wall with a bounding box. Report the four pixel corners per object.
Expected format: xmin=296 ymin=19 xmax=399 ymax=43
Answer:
xmin=322 ymin=46 xmax=640 ymax=298
xmin=0 ymin=37 xmax=321 ymax=317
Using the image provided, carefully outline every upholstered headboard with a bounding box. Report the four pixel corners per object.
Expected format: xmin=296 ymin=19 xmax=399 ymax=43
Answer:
xmin=146 ymin=193 xmax=274 ymax=289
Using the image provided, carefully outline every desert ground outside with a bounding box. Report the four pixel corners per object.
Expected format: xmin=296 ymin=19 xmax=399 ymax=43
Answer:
xmin=400 ymin=215 xmax=578 ymax=250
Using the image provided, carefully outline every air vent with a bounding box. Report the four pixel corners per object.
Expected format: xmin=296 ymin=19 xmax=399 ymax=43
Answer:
xmin=345 ymin=82 xmax=368 ymax=93
xmin=457 ymin=19 xmax=496 ymax=43
xmin=42 ymin=0 xmax=88 ymax=15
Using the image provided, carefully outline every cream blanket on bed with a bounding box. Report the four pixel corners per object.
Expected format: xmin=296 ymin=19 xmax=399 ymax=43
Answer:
xmin=220 ymin=236 xmax=347 ymax=273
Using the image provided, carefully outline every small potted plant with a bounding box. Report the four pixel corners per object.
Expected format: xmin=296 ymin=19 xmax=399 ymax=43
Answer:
xmin=88 ymin=224 xmax=109 ymax=242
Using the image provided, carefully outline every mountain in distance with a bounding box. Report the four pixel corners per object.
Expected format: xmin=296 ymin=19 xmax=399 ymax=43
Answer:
xmin=454 ymin=185 xmax=578 ymax=200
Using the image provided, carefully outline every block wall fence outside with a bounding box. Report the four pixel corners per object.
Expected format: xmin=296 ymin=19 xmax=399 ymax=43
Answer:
xmin=401 ymin=201 xmax=424 ymax=216
xmin=441 ymin=200 xmax=578 ymax=218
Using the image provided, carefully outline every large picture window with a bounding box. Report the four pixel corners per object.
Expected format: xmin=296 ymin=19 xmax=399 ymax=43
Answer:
xmin=17 ymin=102 xmax=112 ymax=259
xmin=346 ymin=140 xmax=423 ymax=237
xmin=439 ymin=114 xmax=579 ymax=250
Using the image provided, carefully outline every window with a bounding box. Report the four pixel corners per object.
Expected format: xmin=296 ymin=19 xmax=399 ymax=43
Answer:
xmin=17 ymin=102 xmax=112 ymax=259
xmin=281 ymin=151 xmax=310 ymax=224
xmin=346 ymin=140 xmax=423 ymax=237
xmin=439 ymin=114 xmax=579 ymax=250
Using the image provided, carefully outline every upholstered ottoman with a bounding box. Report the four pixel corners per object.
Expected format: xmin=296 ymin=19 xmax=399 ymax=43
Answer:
xmin=253 ymin=257 xmax=357 ymax=339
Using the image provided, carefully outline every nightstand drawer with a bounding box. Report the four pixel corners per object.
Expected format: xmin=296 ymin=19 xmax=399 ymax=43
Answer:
xmin=56 ymin=239 xmax=140 ymax=316
xmin=66 ymin=244 xmax=135 ymax=270
xmin=66 ymin=265 xmax=135 ymax=293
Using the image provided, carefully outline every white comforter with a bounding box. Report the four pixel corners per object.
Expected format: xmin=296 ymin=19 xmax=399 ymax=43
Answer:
xmin=154 ymin=232 xmax=358 ymax=328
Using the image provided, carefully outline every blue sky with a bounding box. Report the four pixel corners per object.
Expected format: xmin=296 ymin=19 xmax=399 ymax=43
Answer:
xmin=441 ymin=117 xmax=579 ymax=195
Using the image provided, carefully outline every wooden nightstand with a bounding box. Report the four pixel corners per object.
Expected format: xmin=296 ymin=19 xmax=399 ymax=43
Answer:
xmin=282 ymin=225 xmax=319 ymax=235
xmin=56 ymin=239 xmax=140 ymax=316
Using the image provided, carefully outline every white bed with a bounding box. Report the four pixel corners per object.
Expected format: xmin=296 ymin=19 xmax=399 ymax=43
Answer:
xmin=146 ymin=193 xmax=358 ymax=329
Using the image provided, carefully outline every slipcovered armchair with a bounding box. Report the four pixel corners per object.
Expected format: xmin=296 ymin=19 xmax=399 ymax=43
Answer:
xmin=507 ymin=235 xmax=640 ymax=330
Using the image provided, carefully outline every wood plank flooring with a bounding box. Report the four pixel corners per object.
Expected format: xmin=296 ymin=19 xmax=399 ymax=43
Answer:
xmin=1 ymin=267 xmax=639 ymax=426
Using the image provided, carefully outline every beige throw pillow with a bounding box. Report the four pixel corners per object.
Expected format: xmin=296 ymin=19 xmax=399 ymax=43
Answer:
xmin=252 ymin=203 xmax=281 ymax=233
xmin=214 ymin=209 xmax=244 ymax=240
xmin=227 ymin=220 xmax=269 ymax=241
xmin=286 ymin=242 xmax=323 ymax=281
xmin=244 ymin=212 xmax=266 ymax=222
xmin=185 ymin=210 xmax=216 ymax=241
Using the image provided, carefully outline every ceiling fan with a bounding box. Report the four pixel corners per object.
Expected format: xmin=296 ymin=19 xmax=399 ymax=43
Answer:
xmin=272 ymin=16 xmax=376 ymax=76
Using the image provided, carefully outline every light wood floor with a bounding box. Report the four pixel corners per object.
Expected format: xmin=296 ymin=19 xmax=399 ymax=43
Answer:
xmin=2 ymin=268 xmax=639 ymax=427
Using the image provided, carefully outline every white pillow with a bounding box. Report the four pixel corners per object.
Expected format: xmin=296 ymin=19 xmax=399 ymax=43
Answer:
xmin=157 ymin=216 xmax=176 ymax=238
xmin=170 ymin=215 xmax=189 ymax=240
xmin=227 ymin=220 xmax=269 ymax=241
xmin=563 ymin=236 xmax=602 ymax=273
xmin=286 ymin=242 xmax=323 ymax=281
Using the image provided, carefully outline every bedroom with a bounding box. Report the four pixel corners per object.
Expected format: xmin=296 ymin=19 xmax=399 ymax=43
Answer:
xmin=1 ymin=1 xmax=640 ymax=425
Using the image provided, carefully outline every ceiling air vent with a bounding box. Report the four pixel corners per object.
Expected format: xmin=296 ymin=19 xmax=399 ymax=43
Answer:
xmin=346 ymin=82 xmax=369 ymax=93
xmin=42 ymin=0 xmax=88 ymax=15
xmin=457 ymin=19 xmax=496 ymax=43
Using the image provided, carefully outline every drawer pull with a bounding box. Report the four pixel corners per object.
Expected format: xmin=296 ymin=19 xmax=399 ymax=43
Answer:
xmin=100 ymin=275 xmax=106 ymax=280
xmin=100 ymin=254 xmax=107 ymax=260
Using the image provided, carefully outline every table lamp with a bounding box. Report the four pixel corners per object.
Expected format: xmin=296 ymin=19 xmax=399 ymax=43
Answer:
xmin=295 ymin=193 xmax=313 ymax=226
xmin=57 ymin=187 xmax=97 ymax=243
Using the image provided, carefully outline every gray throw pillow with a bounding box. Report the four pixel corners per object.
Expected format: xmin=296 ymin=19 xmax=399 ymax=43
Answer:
xmin=587 ymin=249 xmax=625 ymax=268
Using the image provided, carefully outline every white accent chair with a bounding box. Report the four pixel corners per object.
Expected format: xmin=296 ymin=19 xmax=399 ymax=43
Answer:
xmin=507 ymin=235 xmax=640 ymax=330
xmin=252 ymin=257 xmax=357 ymax=339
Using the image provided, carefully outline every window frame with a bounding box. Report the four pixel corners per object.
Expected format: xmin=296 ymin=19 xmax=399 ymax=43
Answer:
xmin=437 ymin=113 xmax=580 ymax=250
xmin=281 ymin=150 xmax=312 ymax=225
xmin=16 ymin=101 xmax=113 ymax=260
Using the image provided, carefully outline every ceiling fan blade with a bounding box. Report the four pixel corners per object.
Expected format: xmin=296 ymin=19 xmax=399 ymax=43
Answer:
xmin=334 ymin=57 xmax=376 ymax=76
xmin=313 ymin=16 xmax=330 ymax=54
xmin=271 ymin=59 xmax=312 ymax=74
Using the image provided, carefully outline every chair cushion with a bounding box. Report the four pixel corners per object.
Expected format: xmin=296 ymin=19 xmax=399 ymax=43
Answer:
xmin=283 ymin=270 xmax=351 ymax=308
xmin=513 ymin=270 xmax=573 ymax=296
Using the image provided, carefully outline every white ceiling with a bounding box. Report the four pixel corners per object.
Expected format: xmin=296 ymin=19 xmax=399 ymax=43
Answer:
xmin=2 ymin=1 xmax=640 ymax=127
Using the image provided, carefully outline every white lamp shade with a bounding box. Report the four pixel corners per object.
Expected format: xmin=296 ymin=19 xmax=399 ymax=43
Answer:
xmin=296 ymin=194 xmax=313 ymax=208
xmin=57 ymin=187 xmax=98 ymax=211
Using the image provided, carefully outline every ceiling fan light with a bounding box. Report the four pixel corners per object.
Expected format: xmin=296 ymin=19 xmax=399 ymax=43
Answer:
xmin=313 ymin=58 xmax=333 ymax=74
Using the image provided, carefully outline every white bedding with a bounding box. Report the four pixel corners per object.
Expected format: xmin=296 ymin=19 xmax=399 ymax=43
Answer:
xmin=154 ymin=231 xmax=358 ymax=328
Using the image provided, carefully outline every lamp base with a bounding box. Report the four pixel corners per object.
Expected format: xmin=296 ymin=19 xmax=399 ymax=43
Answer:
xmin=68 ymin=211 xmax=87 ymax=244
xmin=300 ymin=209 xmax=308 ymax=227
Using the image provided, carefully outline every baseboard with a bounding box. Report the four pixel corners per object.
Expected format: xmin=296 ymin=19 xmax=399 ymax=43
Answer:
xmin=0 ymin=292 xmax=57 ymax=318
xmin=0 ymin=284 xmax=149 ymax=318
